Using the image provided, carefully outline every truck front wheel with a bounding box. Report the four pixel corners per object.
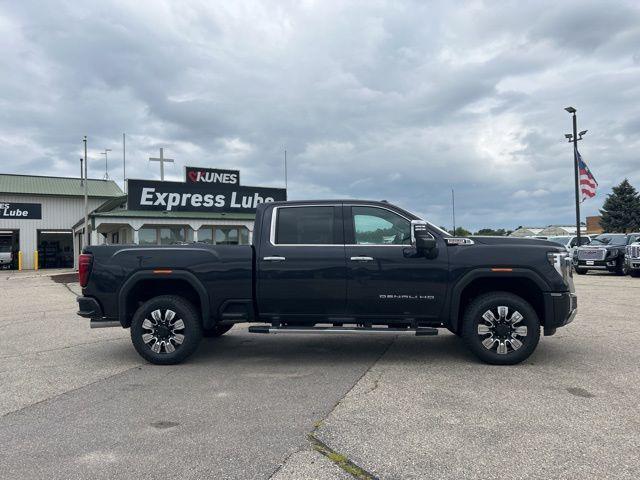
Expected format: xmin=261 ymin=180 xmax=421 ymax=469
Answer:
xmin=462 ymin=292 xmax=541 ymax=365
xmin=130 ymin=295 xmax=203 ymax=365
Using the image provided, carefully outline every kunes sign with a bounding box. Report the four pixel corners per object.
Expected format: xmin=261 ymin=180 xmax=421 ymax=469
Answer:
xmin=128 ymin=179 xmax=287 ymax=213
xmin=0 ymin=202 xmax=42 ymax=219
xmin=185 ymin=166 xmax=239 ymax=185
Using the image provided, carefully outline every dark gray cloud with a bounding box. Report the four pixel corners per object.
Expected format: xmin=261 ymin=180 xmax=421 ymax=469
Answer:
xmin=1 ymin=0 xmax=639 ymax=230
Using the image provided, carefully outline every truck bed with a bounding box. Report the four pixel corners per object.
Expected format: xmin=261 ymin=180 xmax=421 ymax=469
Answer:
xmin=82 ymin=243 xmax=254 ymax=326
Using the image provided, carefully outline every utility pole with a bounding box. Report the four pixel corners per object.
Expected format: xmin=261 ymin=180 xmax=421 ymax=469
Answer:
xmin=564 ymin=106 xmax=588 ymax=245
xmin=284 ymin=149 xmax=288 ymax=195
xmin=123 ymin=133 xmax=126 ymax=193
xmin=451 ymin=188 xmax=456 ymax=235
xmin=80 ymin=158 xmax=84 ymax=186
xmin=83 ymin=136 xmax=89 ymax=247
xmin=149 ymin=148 xmax=174 ymax=181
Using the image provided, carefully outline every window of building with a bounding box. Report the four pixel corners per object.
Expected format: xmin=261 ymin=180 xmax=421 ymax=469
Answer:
xmin=160 ymin=227 xmax=186 ymax=245
xmin=138 ymin=226 xmax=187 ymax=245
xmin=138 ymin=228 xmax=157 ymax=245
xmin=197 ymin=226 xmax=250 ymax=245
xmin=275 ymin=206 xmax=335 ymax=245
xmin=352 ymin=206 xmax=411 ymax=245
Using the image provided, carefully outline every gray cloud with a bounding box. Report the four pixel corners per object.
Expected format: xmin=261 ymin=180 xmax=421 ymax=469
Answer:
xmin=1 ymin=0 xmax=639 ymax=231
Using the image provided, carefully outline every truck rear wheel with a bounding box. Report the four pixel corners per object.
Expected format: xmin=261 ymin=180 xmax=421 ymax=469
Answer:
xmin=462 ymin=292 xmax=540 ymax=365
xmin=130 ymin=295 xmax=203 ymax=365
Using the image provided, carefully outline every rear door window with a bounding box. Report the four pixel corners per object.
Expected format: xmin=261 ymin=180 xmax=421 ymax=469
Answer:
xmin=275 ymin=206 xmax=337 ymax=245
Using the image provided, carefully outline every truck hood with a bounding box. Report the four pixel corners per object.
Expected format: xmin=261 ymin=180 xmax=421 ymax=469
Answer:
xmin=469 ymin=236 xmax=562 ymax=249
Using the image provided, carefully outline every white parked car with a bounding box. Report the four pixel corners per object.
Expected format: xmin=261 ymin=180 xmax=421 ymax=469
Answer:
xmin=546 ymin=235 xmax=591 ymax=258
xmin=0 ymin=244 xmax=13 ymax=270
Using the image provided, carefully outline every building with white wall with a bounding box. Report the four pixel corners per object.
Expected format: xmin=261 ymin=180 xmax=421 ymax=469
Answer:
xmin=0 ymin=174 xmax=123 ymax=270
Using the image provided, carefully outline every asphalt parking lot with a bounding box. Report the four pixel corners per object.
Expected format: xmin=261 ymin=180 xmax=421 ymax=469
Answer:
xmin=1 ymin=271 xmax=639 ymax=479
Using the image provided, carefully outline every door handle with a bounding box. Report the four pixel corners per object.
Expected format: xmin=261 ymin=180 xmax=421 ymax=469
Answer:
xmin=263 ymin=256 xmax=286 ymax=262
xmin=350 ymin=256 xmax=374 ymax=262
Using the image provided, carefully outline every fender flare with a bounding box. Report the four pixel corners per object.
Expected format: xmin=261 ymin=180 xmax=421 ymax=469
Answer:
xmin=447 ymin=268 xmax=551 ymax=332
xmin=118 ymin=270 xmax=211 ymax=328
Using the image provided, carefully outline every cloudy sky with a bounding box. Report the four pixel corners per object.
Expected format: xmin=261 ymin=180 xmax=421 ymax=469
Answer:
xmin=1 ymin=0 xmax=639 ymax=230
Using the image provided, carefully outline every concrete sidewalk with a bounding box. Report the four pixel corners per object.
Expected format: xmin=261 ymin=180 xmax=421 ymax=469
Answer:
xmin=2 ymin=267 xmax=75 ymax=280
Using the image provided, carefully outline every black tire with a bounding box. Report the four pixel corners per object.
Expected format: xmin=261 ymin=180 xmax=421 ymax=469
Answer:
xmin=462 ymin=292 xmax=541 ymax=365
xmin=130 ymin=295 xmax=203 ymax=365
xmin=203 ymin=324 xmax=234 ymax=338
xmin=615 ymin=261 xmax=626 ymax=276
xmin=574 ymin=267 xmax=587 ymax=275
xmin=630 ymin=270 xmax=640 ymax=278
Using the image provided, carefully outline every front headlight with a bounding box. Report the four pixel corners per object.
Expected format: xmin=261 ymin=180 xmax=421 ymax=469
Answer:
xmin=548 ymin=251 xmax=572 ymax=283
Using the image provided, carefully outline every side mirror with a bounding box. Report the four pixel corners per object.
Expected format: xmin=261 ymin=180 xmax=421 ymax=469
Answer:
xmin=411 ymin=220 xmax=436 ymax=251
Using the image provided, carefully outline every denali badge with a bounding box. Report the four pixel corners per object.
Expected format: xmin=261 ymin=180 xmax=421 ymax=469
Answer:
xmin=379 ymin=294 xmax=435 ymax=300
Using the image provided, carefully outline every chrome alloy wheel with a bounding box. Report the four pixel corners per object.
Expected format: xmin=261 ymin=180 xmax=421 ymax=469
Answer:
xmin=477 ymin=306 xmax=528 ymax=355
xmin=141 ymin=309 xmax=185 ymax=354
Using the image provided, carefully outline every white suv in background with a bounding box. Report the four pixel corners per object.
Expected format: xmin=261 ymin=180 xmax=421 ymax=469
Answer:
xmin=625 ymin=241 xmax=640 ymax=277
xmin=546 ymin=235 xmax=591 ymax=258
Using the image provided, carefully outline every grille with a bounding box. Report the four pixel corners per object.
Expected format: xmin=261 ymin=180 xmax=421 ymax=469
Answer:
xmin=577 ymin=248 xmax=606 ymax=261
xmin=627 ymin=245 xmax=640 ymax=260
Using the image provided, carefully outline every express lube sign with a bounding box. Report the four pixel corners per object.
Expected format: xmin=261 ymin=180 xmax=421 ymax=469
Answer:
xmin=0 ymin=202 xmax=42 ymax=219
xmin=128 ymin=177 xmax=286 ymax=214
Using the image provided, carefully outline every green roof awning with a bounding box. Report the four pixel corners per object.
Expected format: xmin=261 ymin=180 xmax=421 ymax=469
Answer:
xmin=94 ymin=209 xmax=256 ymax=220
xmin=0 ymin=174 xmax=123 ymax=197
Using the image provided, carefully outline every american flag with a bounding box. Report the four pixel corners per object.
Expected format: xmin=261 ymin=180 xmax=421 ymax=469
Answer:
xmin=577 ymin=148 xmax=597 ymax=202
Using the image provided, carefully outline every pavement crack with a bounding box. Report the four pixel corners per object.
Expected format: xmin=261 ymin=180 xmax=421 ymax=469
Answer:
xmin=0 ymin=337 xmax=126 ymax=359
xmin=299 ymin=337 xmax=396 ymax=478
xmin=266 ymin=443 xmax=308 ymax=479
xmin=361 ymin=371 xmax=382 ymax=396
xmin=307 ymin=433 xmax=379 ymax=480
xmin=1 ymin=364 xmax=141 ymax=419
xmin=316 ymin=337 xmax=396 ymax=425
xmin=61 ymin=282 xmax=80 ymax=297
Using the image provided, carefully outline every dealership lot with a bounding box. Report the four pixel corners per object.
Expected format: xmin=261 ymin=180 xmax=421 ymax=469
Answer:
xmin=1 ymin=273 xmax=639 ymax=479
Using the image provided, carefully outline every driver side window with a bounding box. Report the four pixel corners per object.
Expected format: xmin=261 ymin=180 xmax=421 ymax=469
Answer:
xmin=352 ymin=206 xmax=411 ymax=245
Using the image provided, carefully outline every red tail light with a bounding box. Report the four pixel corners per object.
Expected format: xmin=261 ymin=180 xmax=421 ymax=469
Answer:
xmin=78 ymin=254 xmax=93 ymax=287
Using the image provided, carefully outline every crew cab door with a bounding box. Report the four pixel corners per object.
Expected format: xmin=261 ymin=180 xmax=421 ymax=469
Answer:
xmin=257 ymin=204 xmax=346 ymax=319
xmin=344 ymin=205 xmax=448 ymax=320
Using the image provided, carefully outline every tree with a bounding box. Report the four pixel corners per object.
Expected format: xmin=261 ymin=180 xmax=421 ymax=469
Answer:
xmin=474 ymin=228 xmax=511 ymax=236
xmin=599 ymin=179 xmax=640 ymax=233
xmin=451 ymin=226 xmax=472 ymax=236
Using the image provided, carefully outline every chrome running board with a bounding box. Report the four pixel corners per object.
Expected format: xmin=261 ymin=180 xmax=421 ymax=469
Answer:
xmin=248 ymin=326 xmax=438 ymax=336
xmin=90 ymin=320 xmax=121 ymax=329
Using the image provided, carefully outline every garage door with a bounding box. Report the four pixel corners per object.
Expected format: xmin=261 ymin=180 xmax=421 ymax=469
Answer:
xmin=37 ymin=231 xmax=74 ymax=269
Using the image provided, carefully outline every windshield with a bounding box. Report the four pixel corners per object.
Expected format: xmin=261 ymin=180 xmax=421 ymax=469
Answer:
xmin=0 ymin=245 xmax=11 ymax=253
xmin=547 ymin=236 xmax=570 ymax=246
xmin=591 ymin=234 xmax=626 ymax=246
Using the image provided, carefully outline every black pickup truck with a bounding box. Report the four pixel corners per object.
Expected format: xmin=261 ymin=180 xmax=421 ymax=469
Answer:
xmin=574 ymin=233 xmax=640 ymax=275
xmin=77 ymin=200 xmax=577 ymax=365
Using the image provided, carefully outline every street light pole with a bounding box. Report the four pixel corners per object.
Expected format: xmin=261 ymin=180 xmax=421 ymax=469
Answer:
xmin=83 ymin=136 xmax=89 ymax=248
xmin=565 ymin=106 xmax=582 ymax=245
